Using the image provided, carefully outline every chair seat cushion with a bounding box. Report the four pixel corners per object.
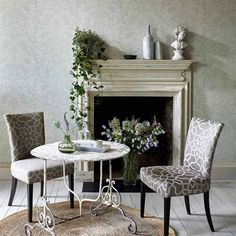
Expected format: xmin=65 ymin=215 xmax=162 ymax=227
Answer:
xmin=11 ymin=158 xmax=74 ymax=184
xmin=140 ymin=166 xmax=210 ymax=198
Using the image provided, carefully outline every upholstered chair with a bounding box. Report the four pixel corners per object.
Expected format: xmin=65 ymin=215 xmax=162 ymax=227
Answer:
xmin=140 ymin=117 xmax=224 ymax=236
xmin=4 ymin=112 xmax=75 ymax=222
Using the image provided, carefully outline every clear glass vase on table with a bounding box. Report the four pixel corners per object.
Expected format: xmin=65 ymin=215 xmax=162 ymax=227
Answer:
xmin=58 ymin=134 xmax=76 ymax=153
xmin=52 ymin=112 xmax=76 ymax=153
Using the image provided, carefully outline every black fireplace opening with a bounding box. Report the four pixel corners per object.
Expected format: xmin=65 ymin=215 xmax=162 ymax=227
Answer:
xmin=93 ymin=96 xmax=173 ymax=180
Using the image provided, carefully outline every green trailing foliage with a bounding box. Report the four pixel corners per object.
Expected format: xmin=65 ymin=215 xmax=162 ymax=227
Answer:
xmin=70 ymin=28 xmax=106 ymax=130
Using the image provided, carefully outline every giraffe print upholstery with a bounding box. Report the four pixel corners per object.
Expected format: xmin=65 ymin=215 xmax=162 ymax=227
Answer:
xmin=5 ymin=112 xmax=45 ymax=162
xmin=140 ymin=117 xmax=224 ymax=198
xmin=4 ymin=112 xmax=74 ymax=184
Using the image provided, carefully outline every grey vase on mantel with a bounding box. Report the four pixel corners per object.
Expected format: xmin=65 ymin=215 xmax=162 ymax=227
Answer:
xmin=143 ymin=25 xmax=154 ymax=59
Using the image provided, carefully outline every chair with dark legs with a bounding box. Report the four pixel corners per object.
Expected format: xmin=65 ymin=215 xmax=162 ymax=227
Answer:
xmin=140 ymin=117 xmax=224 ymax=236
xmin=4 ymin=112 xmax=75 ymax=223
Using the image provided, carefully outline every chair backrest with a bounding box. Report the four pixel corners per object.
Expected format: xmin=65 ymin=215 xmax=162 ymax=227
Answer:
xmin=4 ymin=112 xmax=45 ymax=162
xmin=183 ymin=117 xmax=224 ymax=179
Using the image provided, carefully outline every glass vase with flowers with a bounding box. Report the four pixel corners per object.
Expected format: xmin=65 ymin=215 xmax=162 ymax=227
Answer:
xmin=52 ymin=112 xmax=76 ymax=153
xmin=102 ymin=116 xmax=165 ymax=186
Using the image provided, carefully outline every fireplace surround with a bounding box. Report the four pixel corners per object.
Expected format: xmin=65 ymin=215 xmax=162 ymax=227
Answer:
xmin=77 ymin=60 xmax=193 ymax=181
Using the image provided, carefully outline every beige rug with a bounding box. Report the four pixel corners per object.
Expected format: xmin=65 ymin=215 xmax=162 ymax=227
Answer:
xmin=0 ymin=201 xmax=175 ymax=236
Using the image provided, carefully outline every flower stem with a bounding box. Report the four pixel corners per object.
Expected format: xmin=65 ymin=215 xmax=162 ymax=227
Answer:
xmin=123 ymin=151 xmax=138 ymax=185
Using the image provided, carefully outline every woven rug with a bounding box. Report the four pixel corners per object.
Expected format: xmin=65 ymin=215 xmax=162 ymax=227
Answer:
xmin=0 ymin=201 xmax=175 ymax=236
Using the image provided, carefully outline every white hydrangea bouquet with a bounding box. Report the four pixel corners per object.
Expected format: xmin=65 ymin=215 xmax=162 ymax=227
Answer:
xmin=102 ymin=116 xmax=165 ymax=185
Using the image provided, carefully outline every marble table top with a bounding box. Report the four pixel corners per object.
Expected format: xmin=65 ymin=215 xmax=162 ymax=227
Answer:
xmin=31 ymin=141 xmax=130 ymax=162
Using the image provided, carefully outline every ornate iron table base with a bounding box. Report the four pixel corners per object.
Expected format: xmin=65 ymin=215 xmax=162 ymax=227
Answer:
xmin=24 ymin=158 xmax=137 ymax=235
xmin=63 ymin=159 xmax=137 ymax=234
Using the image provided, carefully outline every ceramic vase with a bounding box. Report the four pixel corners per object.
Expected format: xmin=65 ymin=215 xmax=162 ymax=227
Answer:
xmin=143 ymin=25 xmax=154 ymax=60
xmin=155 ymin=41 xmax=163 ymax=59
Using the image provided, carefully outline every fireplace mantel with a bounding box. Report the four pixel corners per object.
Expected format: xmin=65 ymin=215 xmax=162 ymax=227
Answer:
xmin=97 ymin=59 xmax=193 ymax=71
xmin=87 ymin=60 xmax=194 ymax=167
xmin=97 ymin=59 xmax=193 ymax=83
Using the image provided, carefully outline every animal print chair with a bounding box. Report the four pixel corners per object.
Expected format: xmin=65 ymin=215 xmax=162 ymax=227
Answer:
xmin=140 ymin=117 xmax=224 ymax=236
xmin=4 ymin=112 xmax=75 ymax=222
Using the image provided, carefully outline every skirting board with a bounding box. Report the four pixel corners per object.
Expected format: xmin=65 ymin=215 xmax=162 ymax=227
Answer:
xmin=0 ymin=162 xmax=11 ymax=180
xmin=211 ymin=166 xmax=236 ymax=180
xmin=0 ymin=163 xmax=236 ymax=180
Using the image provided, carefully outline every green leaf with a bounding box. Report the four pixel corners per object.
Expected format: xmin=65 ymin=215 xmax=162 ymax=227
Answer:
xmin=70 ymin=27 xmax=106 ymax=128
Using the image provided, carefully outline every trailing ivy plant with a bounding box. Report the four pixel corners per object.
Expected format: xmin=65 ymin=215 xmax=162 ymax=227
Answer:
xmin=70 ymin=28 xmax=106 ymax=132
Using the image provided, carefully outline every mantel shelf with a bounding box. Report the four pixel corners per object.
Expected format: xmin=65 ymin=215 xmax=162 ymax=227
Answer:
xmin=97 ymin=59 xmax=194 ymax=71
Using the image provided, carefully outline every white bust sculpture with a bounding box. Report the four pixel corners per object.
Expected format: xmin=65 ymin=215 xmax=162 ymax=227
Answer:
xmin=171 ymin=26 xmax=188 ymax=60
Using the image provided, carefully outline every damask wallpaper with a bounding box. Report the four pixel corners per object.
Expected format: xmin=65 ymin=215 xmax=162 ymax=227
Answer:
xmin=0 ymin=0 xmax=235 ymax=167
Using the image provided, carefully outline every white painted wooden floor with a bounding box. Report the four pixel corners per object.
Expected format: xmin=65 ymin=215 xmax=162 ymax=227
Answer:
xmin=0 ymin=180 xmax=236 ymax=236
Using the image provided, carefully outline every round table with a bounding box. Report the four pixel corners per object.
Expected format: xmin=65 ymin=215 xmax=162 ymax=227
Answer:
xmin=25 ymin=141 xmax=137 ymax=235
xmin=31 ymin=141 xmax=130 ymax=162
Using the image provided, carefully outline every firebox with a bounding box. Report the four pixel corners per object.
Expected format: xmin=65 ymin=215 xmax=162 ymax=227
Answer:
xmin=93 ymin=96 xmax=173 ymax=179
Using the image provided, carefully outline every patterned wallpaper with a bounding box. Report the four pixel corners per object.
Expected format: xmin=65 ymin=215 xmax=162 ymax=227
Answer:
xmin=0 ymin=0 xmax=235 ymax=166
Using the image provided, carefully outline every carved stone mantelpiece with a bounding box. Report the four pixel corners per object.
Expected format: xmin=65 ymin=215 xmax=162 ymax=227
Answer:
xmin=88 ymin=60 xmax=193 ymax=166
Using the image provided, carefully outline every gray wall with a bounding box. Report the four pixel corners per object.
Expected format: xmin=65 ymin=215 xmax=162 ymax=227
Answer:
xmin=0 ymin=0 xmax=235 ymax=168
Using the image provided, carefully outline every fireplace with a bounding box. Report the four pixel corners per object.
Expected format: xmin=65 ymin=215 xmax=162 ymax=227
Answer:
xmin=93 ymin=96 xmax=172 ymax=178
xmin=78 ymin=60 xmax=193 ymax=182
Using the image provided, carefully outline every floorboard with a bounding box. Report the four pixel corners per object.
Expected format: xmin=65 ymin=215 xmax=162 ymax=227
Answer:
xmin=0 ymin=180 xmax=235 ymax=236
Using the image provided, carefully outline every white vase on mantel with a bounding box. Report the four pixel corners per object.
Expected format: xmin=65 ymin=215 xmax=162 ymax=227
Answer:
xmin=143 ymin=25 xmax=154 ymax=60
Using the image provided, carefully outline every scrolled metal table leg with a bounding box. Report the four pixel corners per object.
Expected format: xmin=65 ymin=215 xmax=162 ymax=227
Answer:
xmin=90 ymin=159 xmax=137 ymax=234
xmin=89 ymin=160 xmax=105 ymax=215
xmin=62 ymin=161 xmax=82 ymax=215
xmin=116 ymin=205 xmax=137 ymax=233
xmin=24 ymin=159 xmax=56 ymax=236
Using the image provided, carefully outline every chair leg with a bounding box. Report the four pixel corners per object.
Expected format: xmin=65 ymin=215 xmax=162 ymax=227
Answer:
xmin=140 ymin=181 xmax=146 ymax=218
xmin=68 ymin=174 xmax=74 ymax=208
xmin=184 ymin=195 xmax=191 ymax=215
xmin=40 ymin=181 xmax=44 ymax=197
xmin=164 ymin=197 xmax=171 ymax=236
xmin=204 ymin=191 xmax=215 ymax=232
xmin=27 ymin=183 xmax=33 ymax=223
xmin=8 ymin=177 xmax=17 ymax=206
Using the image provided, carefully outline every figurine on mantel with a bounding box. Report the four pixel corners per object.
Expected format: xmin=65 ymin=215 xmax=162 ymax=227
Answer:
xmin=171 ymin=26 xmax=188 ymax=60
